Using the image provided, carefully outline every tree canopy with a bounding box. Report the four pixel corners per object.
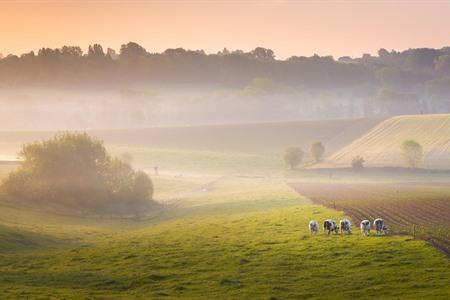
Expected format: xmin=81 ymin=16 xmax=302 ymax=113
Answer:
xmin=284 ymin=146 xmax=304 ymax=169
xmin=1 ymin=132 xmax=154 ymax=215
xmin=0 ymin=43 xmax=447 ymax=89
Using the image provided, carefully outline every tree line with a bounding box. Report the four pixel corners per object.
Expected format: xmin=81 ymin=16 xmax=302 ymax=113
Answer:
xmin=0 ymin=43 xmax=370 ymax=88
xmin=1 ymin=42 xmax=450 ymax=114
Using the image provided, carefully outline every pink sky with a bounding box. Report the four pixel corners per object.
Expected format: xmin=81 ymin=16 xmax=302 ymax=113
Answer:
xmin=0 ymin=0 xmax=449 ymax=59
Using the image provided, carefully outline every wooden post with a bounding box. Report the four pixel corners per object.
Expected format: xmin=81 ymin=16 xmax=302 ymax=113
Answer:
xmin=413 ymin=224 xmax=416 ymax=240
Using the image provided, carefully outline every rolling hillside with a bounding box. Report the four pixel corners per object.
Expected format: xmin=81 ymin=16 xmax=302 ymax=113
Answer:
xmin=0 ymin=118 xmax=380 ymax=158
xmin=1 ymin=176 xmax=449 ymax=299
xmin=1 ymin=122 xmax=449 ymax=298
xmin=327 ymin=114 xmax=450 ymax=169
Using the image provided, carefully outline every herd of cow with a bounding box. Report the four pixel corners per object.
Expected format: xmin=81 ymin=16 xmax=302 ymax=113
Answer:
xmin=309 ymin=218 xmax=389 ymax=236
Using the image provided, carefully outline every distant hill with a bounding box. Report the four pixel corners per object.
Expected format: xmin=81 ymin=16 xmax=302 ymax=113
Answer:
xmin=0 ymin=118 xmax=381 ymax=157
xmin=327 ymin=114 xmax=450 ymax=169
xmin=93 ymin=119 xmax=383 ymax=156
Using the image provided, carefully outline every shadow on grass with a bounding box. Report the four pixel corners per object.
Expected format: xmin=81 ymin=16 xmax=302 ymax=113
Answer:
xmin=0 ymin=225 xmax=71 ymax=253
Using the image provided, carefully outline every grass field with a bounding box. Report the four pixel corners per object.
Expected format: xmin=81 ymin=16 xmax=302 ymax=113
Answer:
xmin=1 ymin=177 xmax=449 ymax=299
xmin=326 ymin=114 xmax=450 ymax=169
xmin=1 ymin=120 xmax=450 ymax=299
xmin=1 ymin=163 xmax=450 ymax=298
xmin=107 ymin=146 xmax=284 ymax=177
xmin=290 ymin=181 xmax=450 ymax=255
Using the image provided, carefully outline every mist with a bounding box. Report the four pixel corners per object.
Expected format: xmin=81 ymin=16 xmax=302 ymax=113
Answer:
xmin=1 ymin=44 xmax=450 ymax=131
xmin=1 ymin=2 xmax=450 ymax=297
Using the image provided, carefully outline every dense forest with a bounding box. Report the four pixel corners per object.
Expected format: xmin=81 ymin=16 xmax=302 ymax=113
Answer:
xmin=1 ymin=43 xmax=450 ymax=128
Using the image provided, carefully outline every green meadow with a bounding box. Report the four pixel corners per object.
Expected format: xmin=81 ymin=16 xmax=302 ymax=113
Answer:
xmin=0 ymin=144 xmax=449 ymax=299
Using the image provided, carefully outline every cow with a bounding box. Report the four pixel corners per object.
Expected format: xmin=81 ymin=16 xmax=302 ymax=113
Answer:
xmin=360 ymin=220 xmax=371 ymax=236
xmin=374 ymin=218 xmax=388 ymax=235
xmin=339 ymin=219 xmax=352 ymax=235
xmin=323 ymin=219 xmax=339 ymax=235
xmin=309 ymin=220 xmax=319 ymax=235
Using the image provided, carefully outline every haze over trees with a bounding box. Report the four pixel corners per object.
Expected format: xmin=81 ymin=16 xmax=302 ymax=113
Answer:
xmin=2 ymin=43 xmax=450 ymax=129
xmin=0 ymin=43 xmax=450 ymax=104
xmin=0 ymin=132 xmax=154 ymax=215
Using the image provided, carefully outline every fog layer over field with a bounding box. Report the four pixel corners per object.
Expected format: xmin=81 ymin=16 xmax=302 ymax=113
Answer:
xmin=0 ymin=83 xmax=368 ymax=130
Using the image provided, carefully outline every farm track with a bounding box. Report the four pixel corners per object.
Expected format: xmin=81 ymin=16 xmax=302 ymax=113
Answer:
xmin=289 ymin=181 xmax=450 ymax=256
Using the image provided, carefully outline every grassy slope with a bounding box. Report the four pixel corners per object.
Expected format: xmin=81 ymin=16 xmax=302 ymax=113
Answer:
xmin=0 ymin=180 xmax=449 ymax=299
xmin=327 ymin=114 xmax=450 ymax=169
xmin=108 ymin=146 xmax=284 ymax=177
xmin=1 ymin=122 xmax=450 ymax=298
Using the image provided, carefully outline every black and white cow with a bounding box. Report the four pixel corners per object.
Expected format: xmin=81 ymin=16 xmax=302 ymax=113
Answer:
xmin=360 ymin=220 xmax=371 ymax=236
xmin=323 ymin=219 xmax=339 ymax=235
xmin=309 ymin=220 xmax=319 ymax=235
xmin=374 ymin=218 xmax=388 ymax=235
xmin=339 ymin=219 xmax=352 ymax=235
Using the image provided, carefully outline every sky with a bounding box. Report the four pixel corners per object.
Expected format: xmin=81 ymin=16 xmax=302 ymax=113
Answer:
xmin=0 ymin=0 xmax=449 ymax=59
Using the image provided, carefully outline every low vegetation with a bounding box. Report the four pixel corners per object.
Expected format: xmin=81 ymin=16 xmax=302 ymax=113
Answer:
xmin=0 ymin=132 xmax=154 ymax=215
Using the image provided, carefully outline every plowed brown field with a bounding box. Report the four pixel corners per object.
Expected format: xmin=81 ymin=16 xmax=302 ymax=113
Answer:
xmin=290 ymin=181 xmax=450 ymax=255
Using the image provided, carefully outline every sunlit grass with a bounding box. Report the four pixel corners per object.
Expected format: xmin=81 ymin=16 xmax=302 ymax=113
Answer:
xmin=1 ymin=203 xmax=449 ymax=299
xmin=108 ymin=146 xmax=285 ymax=176
xmin=0 ymin=138 xmax=449 ymax=299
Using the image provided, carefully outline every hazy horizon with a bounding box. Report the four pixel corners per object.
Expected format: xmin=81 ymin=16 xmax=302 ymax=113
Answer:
xmin=1 ymin=1 xmax=450 ymax=58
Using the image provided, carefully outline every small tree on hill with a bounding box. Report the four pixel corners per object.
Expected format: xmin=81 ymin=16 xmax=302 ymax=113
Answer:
xmin=401 ymin=140 xmax=423 ymax=168
xmin=284 ymin=146 xmax=303 ymax=169
xmin=310 ymin=141 xmax=325 ymax=163
xmin=351 ymin=155 xmax=365 ymax=171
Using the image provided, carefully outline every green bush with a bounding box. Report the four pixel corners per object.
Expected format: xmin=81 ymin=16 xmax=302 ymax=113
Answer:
xmin=1 ymin=132 xmax=154 ymax=214
xmin=401 ymin=140 xmax=423 ymax=168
